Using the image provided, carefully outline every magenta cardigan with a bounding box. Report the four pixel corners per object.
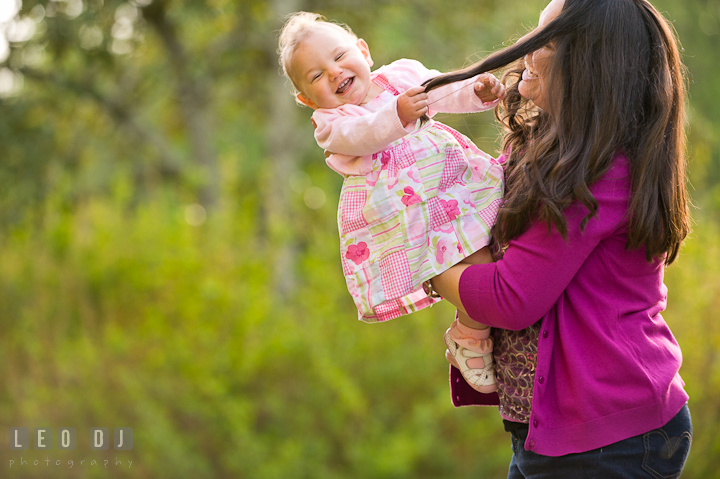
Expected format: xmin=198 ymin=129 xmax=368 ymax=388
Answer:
xmin=454 ymin=154 xmax=689 ymax=457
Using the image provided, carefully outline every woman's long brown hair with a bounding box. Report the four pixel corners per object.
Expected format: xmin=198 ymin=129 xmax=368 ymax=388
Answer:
xmin=424 ymin=0 xmax=690 ymax=264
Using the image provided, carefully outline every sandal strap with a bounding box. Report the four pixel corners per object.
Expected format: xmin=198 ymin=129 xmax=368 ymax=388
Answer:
xmin=462 ymin=364 xmax=495 ymax=385
xmin=460 ymin=348 xmax=487 ymax=359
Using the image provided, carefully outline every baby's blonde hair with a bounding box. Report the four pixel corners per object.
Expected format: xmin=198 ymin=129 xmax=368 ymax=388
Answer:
xmin=278 ymin=11 xmax=358 ymax=96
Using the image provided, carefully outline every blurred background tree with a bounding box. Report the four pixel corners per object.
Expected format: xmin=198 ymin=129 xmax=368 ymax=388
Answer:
xmin=0 ymin=0 xmax=718 ymax=477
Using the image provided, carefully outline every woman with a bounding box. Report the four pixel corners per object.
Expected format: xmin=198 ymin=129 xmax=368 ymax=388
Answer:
xmin=426 ymin=0 xmax=692 ymax=476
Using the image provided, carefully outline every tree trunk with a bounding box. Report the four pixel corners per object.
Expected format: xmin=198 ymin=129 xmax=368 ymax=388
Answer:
xmin=264 ymin=0 xmax=303 ymax=301
xmin=143 ymin=0 xmax=220 ymax=208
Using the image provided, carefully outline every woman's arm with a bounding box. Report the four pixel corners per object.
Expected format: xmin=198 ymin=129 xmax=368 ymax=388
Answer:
xmin=430 ymin=247 xmax=494 ymax=314
xmin=437 ymin=160 xmax=631 ymax=330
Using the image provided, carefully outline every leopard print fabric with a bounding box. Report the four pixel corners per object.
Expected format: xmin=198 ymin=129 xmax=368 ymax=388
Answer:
xmin=492 ymin=322 xmax=541 ymax=423
xmin=487 ymin=237 xmax=541 ymax=423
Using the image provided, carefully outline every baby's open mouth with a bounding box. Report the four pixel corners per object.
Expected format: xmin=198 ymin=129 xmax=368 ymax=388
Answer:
xmin=336 ymin=77 xmax=354 ymax=94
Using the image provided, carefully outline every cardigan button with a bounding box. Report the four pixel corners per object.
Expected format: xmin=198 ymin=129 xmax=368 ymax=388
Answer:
xmin=529 ymin=439 xmax=536 ymax=449
xmin=538 ymin=376 xmax=544 ymax=384
xmin=533 ymin=420 xmax=538 ymax=428
xmin=542 ymin=331 xmax=548 ymax=339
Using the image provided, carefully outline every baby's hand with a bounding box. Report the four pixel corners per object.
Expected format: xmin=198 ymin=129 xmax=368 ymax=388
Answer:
xmin=397 ymin=86 xmax=428 ymax=126
xmin=474 ymin=73 xmax=506 ymax=103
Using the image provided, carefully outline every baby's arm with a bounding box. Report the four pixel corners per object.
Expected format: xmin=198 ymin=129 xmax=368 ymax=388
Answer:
xmin=313 ymin=100 xmax=416 ymax=157
xmin=309 ymin=116 xmax=374 ymax=176
xmin=473 ymin=73 xmax=506 ymax=104
xmin=427 ymin=73 xmax=505 ymax=114
xmin=318 ymin=89 xmax=428 ymax=175
xmin=325 ymin=152 xmax=373 ymax=176
xmin=377 ymin=59 xmax=504 ymax=115
xmin=397 ymin=86 xmax=429 ymax=125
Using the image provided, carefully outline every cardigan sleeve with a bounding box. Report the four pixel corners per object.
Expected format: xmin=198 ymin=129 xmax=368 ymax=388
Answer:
xmin=325 ymin=152 xmax=373 ymax=177
xmin=459 ymin=157 xmax=632 ymax=330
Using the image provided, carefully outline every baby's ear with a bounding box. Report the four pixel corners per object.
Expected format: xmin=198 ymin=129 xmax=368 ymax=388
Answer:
xmin=296 ymin=93 xmax=318 ymax=109
xmin=357 ymin=38 xmax=373 ymax=68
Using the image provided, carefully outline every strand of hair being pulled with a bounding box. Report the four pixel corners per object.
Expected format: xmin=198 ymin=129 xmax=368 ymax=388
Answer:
xmin=425 ymin=80 xmax=477 ymax=107
xmin=419 ymin=80 xmax=480 ymax=125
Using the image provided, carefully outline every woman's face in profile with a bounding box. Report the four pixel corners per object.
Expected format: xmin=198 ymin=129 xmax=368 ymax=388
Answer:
xmin=518 ymin=0 xmax=565 ymax=111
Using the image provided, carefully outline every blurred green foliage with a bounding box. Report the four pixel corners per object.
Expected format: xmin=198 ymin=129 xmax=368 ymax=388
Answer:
xmin=0 ymin=0 xmax=718 ymax=478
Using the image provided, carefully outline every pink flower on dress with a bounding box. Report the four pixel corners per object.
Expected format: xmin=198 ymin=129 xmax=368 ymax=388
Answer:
xmin=470 ymin=165 xmax=485 ymax=183
xmin=434 ymin=224 xmax=454 ymax=234
xmin=379 ymin=150 xmax=400 ymax=188
xmin=380 ymin=150 xmax=392 ymax=170
xmin=365 ymin=168 xmax=381 ymax=187
xmin=435 ymin=238 xmax=453 ymax=265
xmin=406 ymin=168 xmax=421 ymax=184
xmin=468 ymin=151 xmax=496 ymax=182
xmin=457 ymin=243 xmax=464 ymax=255
xmin=440 ymin=199 xmax=461 ymax=220
xmin=401 ymin=186 xmax=422 ymax=206
xmin=365 ymin=152 xmax=385 ymax=187
xmin=346 ymin=242 xmax=370 ymax=265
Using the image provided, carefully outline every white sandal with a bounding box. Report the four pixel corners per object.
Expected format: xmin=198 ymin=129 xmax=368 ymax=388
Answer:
xmin=444 ymin=330 xmax=497 ymax=393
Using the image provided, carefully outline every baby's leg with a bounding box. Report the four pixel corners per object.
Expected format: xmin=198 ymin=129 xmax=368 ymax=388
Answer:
xmin=441 ymin=245 xmax=496 ymax=393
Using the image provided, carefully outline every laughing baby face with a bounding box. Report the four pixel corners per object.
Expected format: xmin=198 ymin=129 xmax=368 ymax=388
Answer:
xmin=292 ymin=24 xmax=376 ymax=110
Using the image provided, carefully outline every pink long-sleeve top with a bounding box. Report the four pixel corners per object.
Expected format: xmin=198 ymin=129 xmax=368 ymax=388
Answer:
xmin=312 ymin=59 xmax=497 ymax=176
xmin=454 ymin=153 xmax=688 ymax=456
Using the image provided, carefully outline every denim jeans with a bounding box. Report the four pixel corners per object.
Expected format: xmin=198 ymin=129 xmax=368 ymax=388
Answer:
xmin=505 ymin=404 xmax=692 ymax=479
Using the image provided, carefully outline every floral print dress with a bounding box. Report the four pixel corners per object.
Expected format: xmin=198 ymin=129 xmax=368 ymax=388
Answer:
xmin=338 ymin=74 xmax=504 ymax=323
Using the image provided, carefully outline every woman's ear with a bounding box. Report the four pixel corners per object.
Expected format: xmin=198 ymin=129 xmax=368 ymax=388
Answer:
xmin=296 ymin=93 xmax=318 ymax=109
xmin=357 ymin=38 xmax=373 ymax=68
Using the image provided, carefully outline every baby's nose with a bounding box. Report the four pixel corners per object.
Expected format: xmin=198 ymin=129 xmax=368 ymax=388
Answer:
xmin=329 ymin=65 xmax=343 ymax=79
